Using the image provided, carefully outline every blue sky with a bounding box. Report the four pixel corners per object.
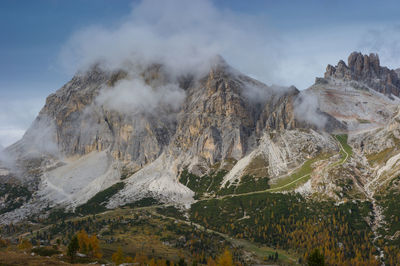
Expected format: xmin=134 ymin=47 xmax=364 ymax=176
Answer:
xmin=1 ymin=0 xmax=400 ymax=147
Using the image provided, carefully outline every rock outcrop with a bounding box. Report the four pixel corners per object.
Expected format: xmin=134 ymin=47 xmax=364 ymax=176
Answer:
xmin=257 ymin=86 xmax=299 ymax=133
xmin=23 ymin=65 xmax=180 ymax=172
xmin=7 ymin=52 xmax=400 ymax=223
xmin=170 ymin=59 xmax=300 ymax=165
xmin=325 ymin=52 xmax=400 ymax=96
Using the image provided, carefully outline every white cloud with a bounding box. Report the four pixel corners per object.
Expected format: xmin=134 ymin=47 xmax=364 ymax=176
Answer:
xmin=60 ymin=0 xmax=283 ymax=83
xmin=3 ymin=0 xmax=397 ymax=149
xmin=358 ymin=25 xmax=400 ymax=69
xmin=96 ymin=78 xmax=185 ymax=115
xmin=294 ymin=90 xmax=327 ymax=129
xmin=60 ymin=0 xmax=395 ymax=92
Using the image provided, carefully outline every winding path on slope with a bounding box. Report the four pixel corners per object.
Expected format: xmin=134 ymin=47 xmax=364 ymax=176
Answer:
xmin=201 ymin=135 xmax=350 ymax=201
xmin=332 ymin=135 xmax=350 ymax=166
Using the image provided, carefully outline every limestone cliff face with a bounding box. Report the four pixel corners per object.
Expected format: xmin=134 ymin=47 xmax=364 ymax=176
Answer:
xmin=171 ymin=61 xmax=264 ymax=164
xmin=40 ymin=67 xmax=112 ymax=156
xmin=325 ymin=52 xmax=400 ymax=96
xmin=23 ymin=57 xmax=301 ymax=170
xmin=10 ymin=57 xmax=314 ymax=186
xmin=258 ymin=87 xmax=299 ymax=133
xmin=22 ymin=66 xmax=178 ymax=172
xmin=169 ymin=59 xmax=307 ymax=165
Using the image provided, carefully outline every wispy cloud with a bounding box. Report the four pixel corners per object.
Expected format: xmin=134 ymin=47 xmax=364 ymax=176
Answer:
xmin=60 ymin=0 xmax=393 ymax=91
xmin=96 ymin=77 xmax=185 ymax=115
xmin=60 ymin=0 xmax=284 ymax=83
xmin=358 ymin=25 xmax=400 ymax=69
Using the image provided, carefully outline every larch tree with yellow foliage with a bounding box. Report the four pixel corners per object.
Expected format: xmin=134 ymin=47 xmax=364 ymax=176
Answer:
xmin=112 ymin=247 xmax=125 ymax=265
xmin=216 ymin=249 xmax=234 ymax=266
xmin=77 ymin=229 xmax=102 ymax=258
xmin=77 ymin=229 xmax=89 ymax=254
xmin=88 ymin=234 xmax=102 ymax=258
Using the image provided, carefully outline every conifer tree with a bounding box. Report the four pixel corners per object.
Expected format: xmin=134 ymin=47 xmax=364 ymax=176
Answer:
xmin=67 ymin=235 xmax=79 ymax=263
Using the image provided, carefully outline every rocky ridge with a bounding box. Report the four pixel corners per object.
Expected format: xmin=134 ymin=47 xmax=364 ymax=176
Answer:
xmin=325 ymin=52 xmax=400 ymax=96
xmin=1 ymin=52 xmax=400 ymax=230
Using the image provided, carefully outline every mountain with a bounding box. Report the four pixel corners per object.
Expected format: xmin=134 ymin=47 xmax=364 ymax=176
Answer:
xmin=2 ymin=52 xmax=400 ymax=264
xmin=0 ymin=57 xmax=307 ymax=211
xmin=308 ymin=52 xmax=400 ymax=133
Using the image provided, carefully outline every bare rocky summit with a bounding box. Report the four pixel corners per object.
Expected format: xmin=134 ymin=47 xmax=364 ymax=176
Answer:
xmin=325 ymin=52 xmax=400 ymax=96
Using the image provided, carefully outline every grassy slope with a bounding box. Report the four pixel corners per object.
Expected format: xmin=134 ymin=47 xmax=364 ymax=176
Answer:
xmin=246 ymin=135 xmax=351 ymax=193
xmin=224 ymin=235 xmax=297 ymax=264
xmin=75 ymin=182 xmax=125 ymax=214
xmin=335 ymin=134 xmax=352 ymax=159
xmin=269 ymin=153 xmax=332 ymax=192
xmin=181 ymin=134 xmax=352 ymax=197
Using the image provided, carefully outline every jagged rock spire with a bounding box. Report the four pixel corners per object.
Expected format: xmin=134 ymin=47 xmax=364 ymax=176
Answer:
xmin=325 ymin=52 xmax=400 ymax=96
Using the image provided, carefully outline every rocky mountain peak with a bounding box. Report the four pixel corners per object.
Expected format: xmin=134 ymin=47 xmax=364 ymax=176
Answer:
xmin=209 ymin=54 xmax=228 ymax=69
xmin=325 ymin=51 xmax=400 ymax=96
xmin=347 ymin=52 xmax=380 ymax=78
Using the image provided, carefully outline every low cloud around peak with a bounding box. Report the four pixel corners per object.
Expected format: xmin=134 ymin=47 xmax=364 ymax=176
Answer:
xmin=59 ymin=0 xmax=282 ymax=85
